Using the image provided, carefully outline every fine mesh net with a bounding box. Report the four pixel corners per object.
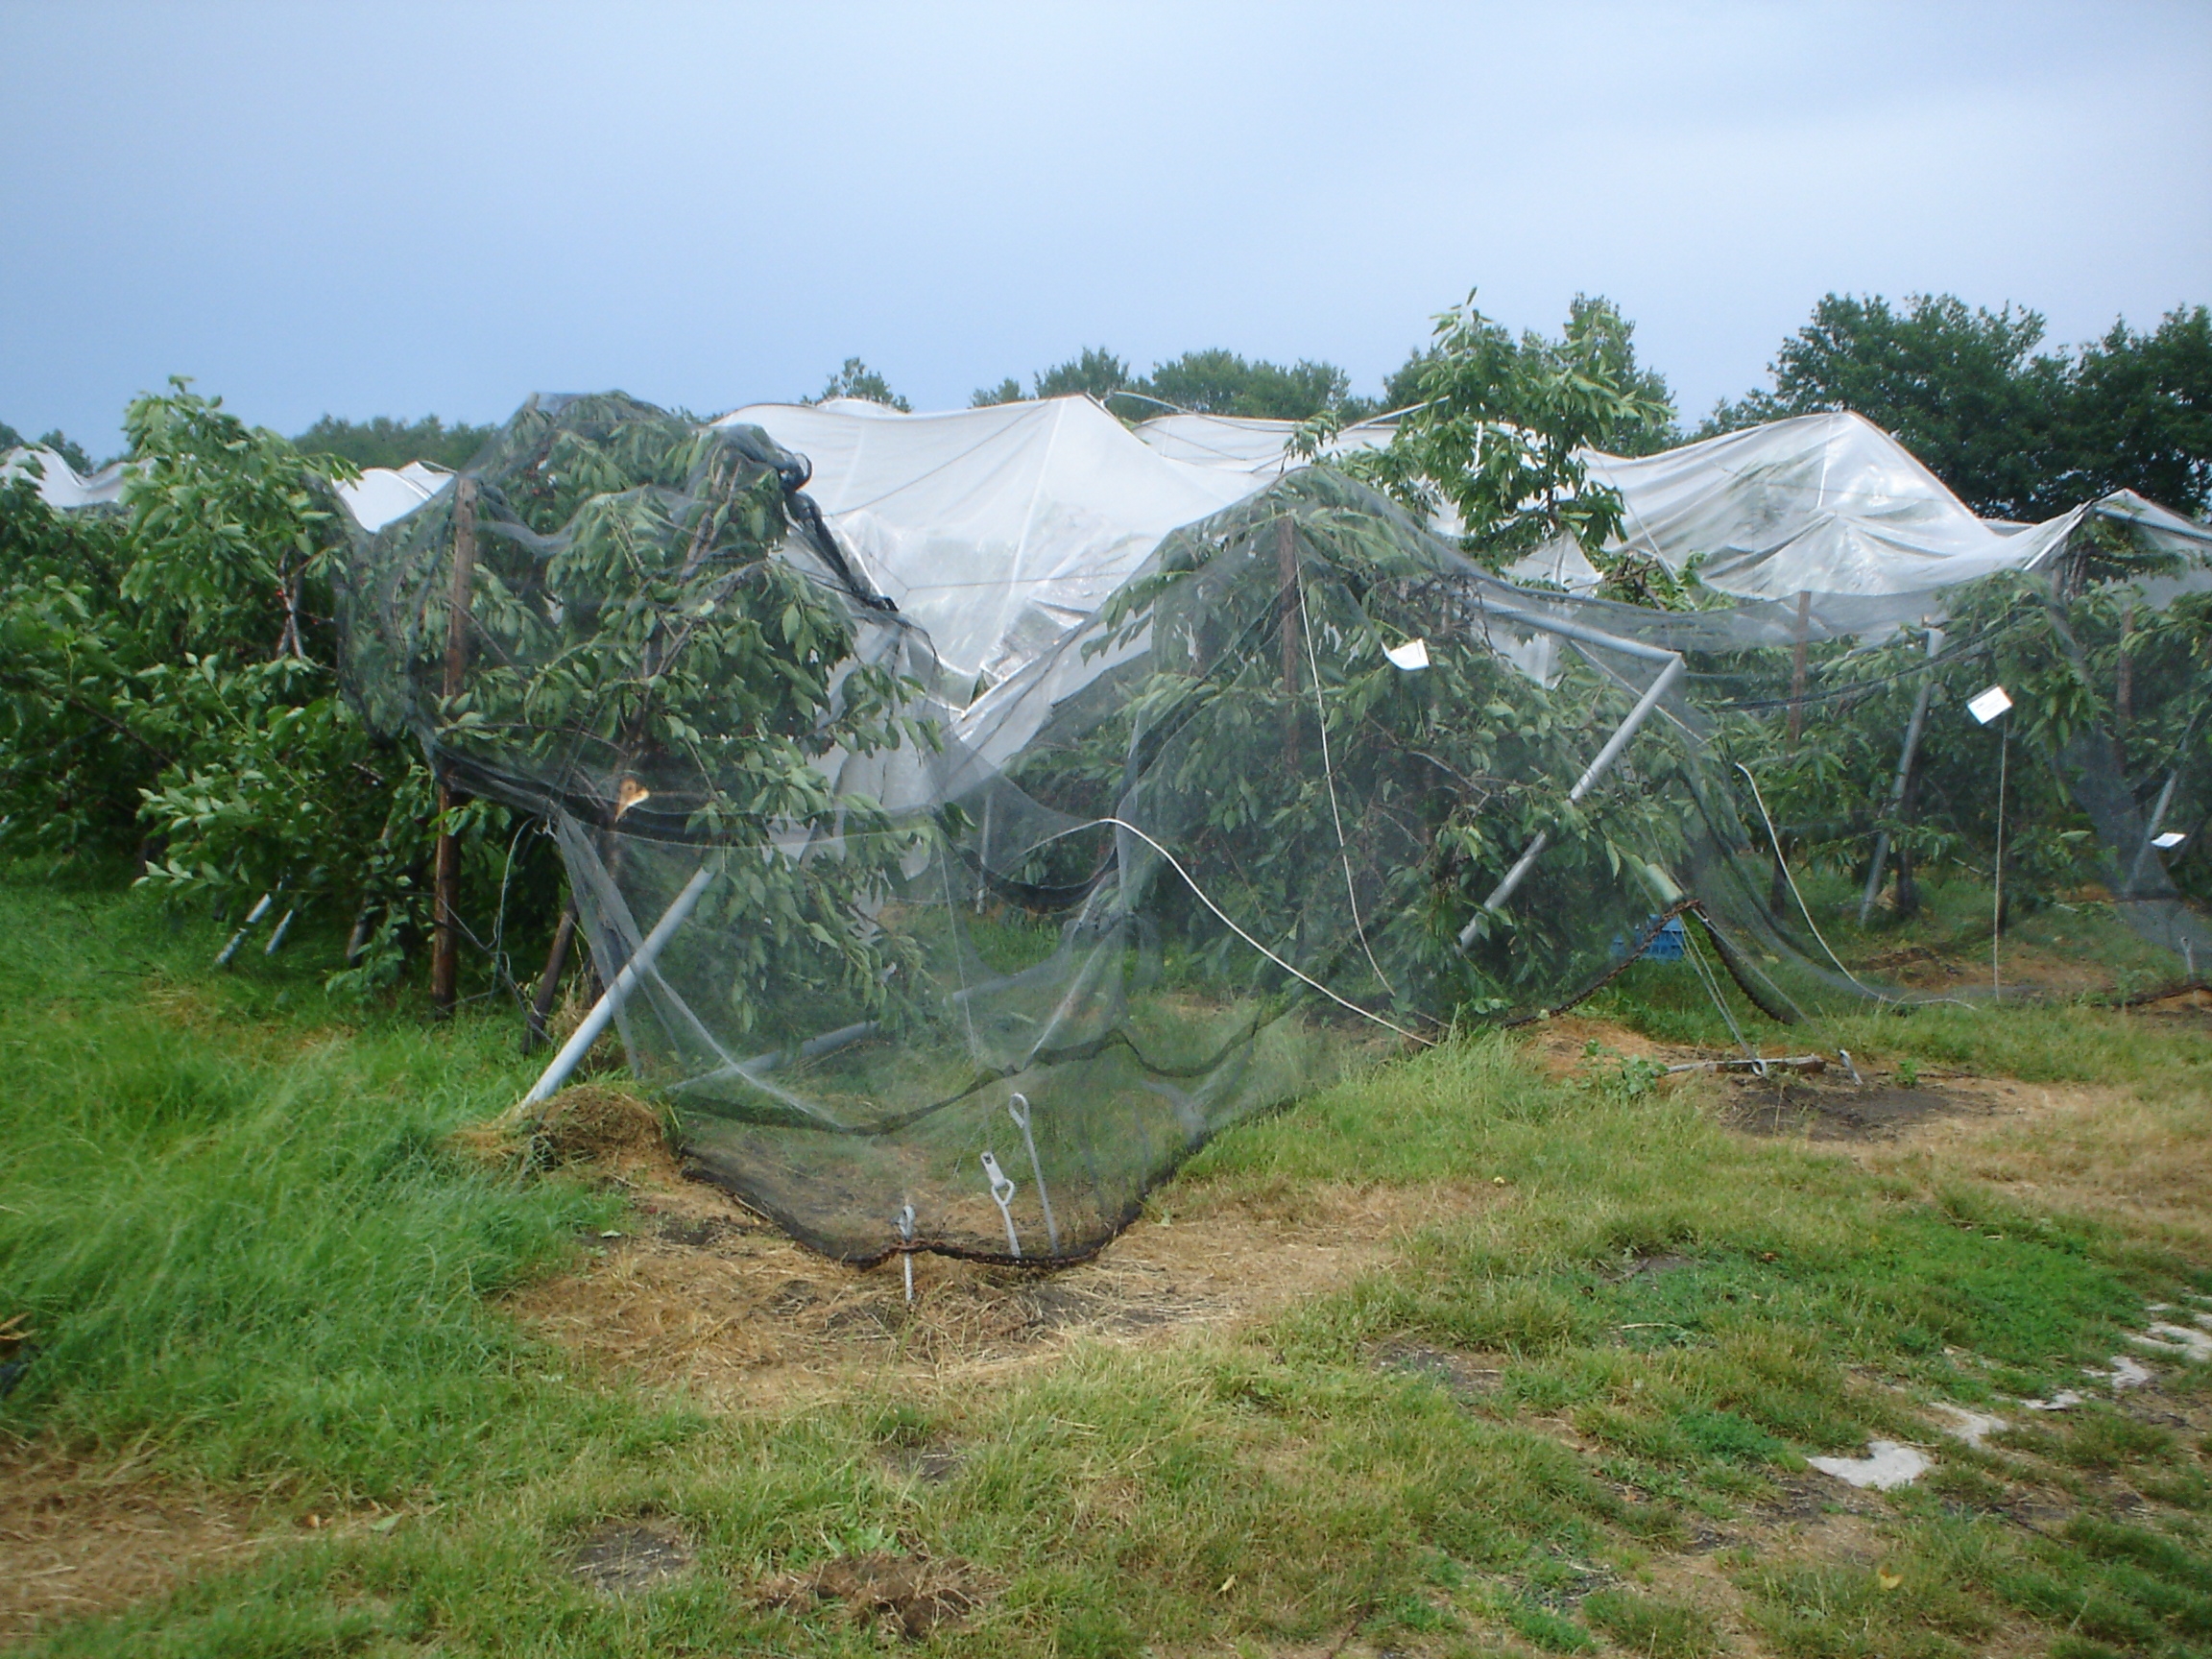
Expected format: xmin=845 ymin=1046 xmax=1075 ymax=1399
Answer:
xmin=340 ymin=394 xmax=2211 ymax=1264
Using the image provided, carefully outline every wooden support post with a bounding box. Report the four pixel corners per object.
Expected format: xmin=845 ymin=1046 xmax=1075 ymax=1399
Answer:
xmin=1786 ymin=589 xmax=1811 ymax=747
xmin=2116 ymin=598 xmax=2134 ymax=775
xmin=431 ymin=477 xmax=479 ymax=1020
xmin=1277 ymin=517 xmax=1300 ymax=773
xmin=523 ymin=905 xmax=577 ymax=1053
xmin=1770 ymin=590 xmax=1812 ymax=915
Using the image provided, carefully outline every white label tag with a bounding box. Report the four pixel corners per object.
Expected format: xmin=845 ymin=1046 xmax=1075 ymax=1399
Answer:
xmin=1383 ymin=637 xmax=1430 ymax=671
xmin=1967 ymin=685 xmax=2012 ymax=725
xmin=2152 ymin=830 xmax=2187 ymax=850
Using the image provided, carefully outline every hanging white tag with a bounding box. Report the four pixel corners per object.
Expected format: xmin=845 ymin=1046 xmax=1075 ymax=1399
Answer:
xmin=2152 ymin=830 xmax=2187 ymax=850
xmin=1966 ymin=685 xmax=2011 ymax=725
xmin=1384 ymin=637 xmax=1431 ymax=671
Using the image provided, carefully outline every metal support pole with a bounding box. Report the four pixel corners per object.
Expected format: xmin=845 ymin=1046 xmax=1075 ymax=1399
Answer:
xmin=1859 ymin=627 xmax=1944 ymax=926
xmin=1459 ymin=655 xmax=1685 ymax=947
xmin=2125 ymin=768 xmax=2182 ymax=895
xmin=518 ymin=862 xmax=716 ymax=1109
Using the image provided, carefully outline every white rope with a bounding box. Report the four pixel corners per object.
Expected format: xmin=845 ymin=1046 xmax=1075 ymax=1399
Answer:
xmin=1035 ymin=816 xmax=1434 ymax=1046
xmin=1295 ymin=565 xmax=1397 ymax=998
xmin=1678 ymin=913 xmax=1761 ymax=1071
xmin=1733 ymin=760 xmax=1976 ymax=1012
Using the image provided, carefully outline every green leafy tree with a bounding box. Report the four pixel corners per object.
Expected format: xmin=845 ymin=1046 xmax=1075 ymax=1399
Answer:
xmin=348 ymin=394 xmax=937 ymax=1032
xmin=0 ymin=381 xmax=494 ymax=994
xmin=812 ymin=358 xmax=911 ymax=412
xmin=2056 ymin=304 xmax=2212 ymax=517
xmin=970 ymin=376 xmax=1025 ymax=408
xmin=1031 ymin=348 xmax=1131 ymax=402
xmin=1382 ymin=295 xmax=1677 ymax=454
xmin=1012 ymin=469 xmax=1701 ymax=1014
xmin=1701 ymin=293 xmax=2212 ymax=521
xmin=0 ymin=421 xmax=98 ymax=473
xmin=294 ymin=414 xmax=495 ymax=472
xmin=1138 ymin=349 xmax=1359 ymax=421
xmin=1348 ymin=291 xmax=1675 ymax=580
xmin=1700 ymin=293 xmax=2066 ymax=518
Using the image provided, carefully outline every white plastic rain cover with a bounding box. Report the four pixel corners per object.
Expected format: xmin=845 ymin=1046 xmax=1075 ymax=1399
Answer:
xmin=717 ymin=397 xmax=1263 ymax=689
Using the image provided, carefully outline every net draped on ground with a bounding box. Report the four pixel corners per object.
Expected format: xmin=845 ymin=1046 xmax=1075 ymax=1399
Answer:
xmin=339 ymin=393 xmax=2212 ymax=1264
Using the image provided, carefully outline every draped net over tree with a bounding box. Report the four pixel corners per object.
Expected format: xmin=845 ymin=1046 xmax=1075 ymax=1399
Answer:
xmin=340 ymin=394 xmax=2212 ymax=1264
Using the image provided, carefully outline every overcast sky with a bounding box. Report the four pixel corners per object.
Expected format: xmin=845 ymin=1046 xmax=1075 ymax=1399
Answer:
xmin=5 ymin=1 xmax=2208 ymax=452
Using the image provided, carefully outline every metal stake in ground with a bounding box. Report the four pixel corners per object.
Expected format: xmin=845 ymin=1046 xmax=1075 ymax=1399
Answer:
xmin=431 ymin=477 xmax=480 ymax=1019
xmin=979 ymin=1151 xmax=1022 ymax=1259
xmin=1007 ymin=1094 xmax=1059 ymax=1256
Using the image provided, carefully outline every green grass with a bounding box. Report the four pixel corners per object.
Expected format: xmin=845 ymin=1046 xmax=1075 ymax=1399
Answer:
xmin=4 ymin=867 xmax=2209 ymax=1656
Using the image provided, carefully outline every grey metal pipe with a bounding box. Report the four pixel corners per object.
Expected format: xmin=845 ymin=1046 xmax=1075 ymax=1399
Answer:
xmin=1473 ymin=600 xmax=1683 ymax=664
xmin=1459 ymin=654 xmax=1686 ymax=947
xmin=519 ymin=861 xmax=717 ymax=1108
xmin=2125 ymin=768 xmax=2183 ymax=894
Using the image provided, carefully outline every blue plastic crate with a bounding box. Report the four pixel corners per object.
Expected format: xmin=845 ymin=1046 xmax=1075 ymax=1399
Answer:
xmin=1610 ymin=915 xmax=1686 ymax=964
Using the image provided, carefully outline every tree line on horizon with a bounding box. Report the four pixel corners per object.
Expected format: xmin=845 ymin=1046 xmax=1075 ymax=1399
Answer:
xmin=7 ymin=291 xmax=2208 ymax=522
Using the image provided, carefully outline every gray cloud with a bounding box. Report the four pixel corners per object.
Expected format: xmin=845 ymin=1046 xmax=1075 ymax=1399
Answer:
xmin=4 ymin=1 xmax=2206 ymax=449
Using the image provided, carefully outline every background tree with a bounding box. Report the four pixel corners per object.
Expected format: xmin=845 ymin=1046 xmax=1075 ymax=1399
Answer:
xmin=1348 ymin=291 xmax=1676 ymax=586
xmin=1138 ymin=349 xmax=1368 ymax=421
xmin=294 ymin=414 xmax=495 ymax=472
xmin=811 ymin=357 xmax=911 ymax=411
xmin=1032 ymin=348 xmax=1133 ymax=402
xmin=1382 ymin=294 xmax=1678 ymax=455
xmin=1702 ymin=293 xmax=2211 ymax=520
xmin=2055 ymin=304 xmax=2212 ymax=517
xmin=970 ymin=345 xmax=1380 ymax=421
xmin=0 ymin=420 xmax=99 ymax=473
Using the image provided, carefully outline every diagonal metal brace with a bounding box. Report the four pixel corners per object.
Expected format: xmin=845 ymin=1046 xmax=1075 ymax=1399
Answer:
xmin=1458 ymin=654 xmax=1686 ymax=950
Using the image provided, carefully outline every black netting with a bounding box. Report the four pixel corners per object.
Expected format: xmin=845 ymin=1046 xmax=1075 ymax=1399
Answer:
xmin=339 ymin=395 xmax=2211 ymax=1264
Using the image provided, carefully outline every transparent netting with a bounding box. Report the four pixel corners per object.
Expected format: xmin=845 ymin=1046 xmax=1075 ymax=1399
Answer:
xmin=341 ymin=395 xmax=2211 ymax=1264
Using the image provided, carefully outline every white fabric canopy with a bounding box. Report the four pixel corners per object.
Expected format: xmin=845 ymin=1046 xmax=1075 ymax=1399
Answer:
xmin=336 ymin=460 xmax=452 ymax=534
xmin=713 ymin=397 xmax=1261 ymax=688
xmin=1129 ymin=408 xmax=2212 ymax=600
xmin=0 ymin=446 xmax=132 ymax=509
xmin=5 ymin=446 xmax=454 ymax=534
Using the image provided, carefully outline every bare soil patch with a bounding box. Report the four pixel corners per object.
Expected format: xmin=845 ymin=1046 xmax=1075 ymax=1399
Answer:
xmin=1370 ymin=1338 xmax=1507 ymax=1401
xmin=1721 ymin=1076 xmax=1982 ymax=1142
xmin=0 ymin=1449 xmax=265 ymax=1645
xmin=567 ymin=1520 xmax=690 ymax=1597
xmin=1522 ymin=1016 xmax=1702 ymax=1079
xmin=758 ymin=1549 xmax=986 ymax=1640
xmin=504 ymin=1114 xmax=1450 ymax=1407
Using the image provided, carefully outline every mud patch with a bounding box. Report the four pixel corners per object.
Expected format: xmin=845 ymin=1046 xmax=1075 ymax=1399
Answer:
xmin=882 ymin=1446 xmax=964 ymax=1485
xmin=1724 ymin=1077 xmax=1978 ymax=1141
xmin=568 ymin=1520 xmax=690 ymax=1596
xmin=0 ymin=1450 xmax=266 ymax=1642
xmin=1372 ymin=1338 xmax=1505 ymax=1402
xmin=760 ymin=1550 xmax=985 ymax=1639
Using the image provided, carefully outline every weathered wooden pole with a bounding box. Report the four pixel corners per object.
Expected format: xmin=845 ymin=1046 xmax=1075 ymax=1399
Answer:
xmin=1769 ymin=590 xmax=1812 ymax=915
xmin=431 ymin=477 xmax=479 ymax=1019
xmin=1786 ymin=589 xmax=1811 ymax=747
xmin=1858 ymin=626 xmax=1944 ymax=926
xmin=523 ymin=904 xmax=577 ymax=1053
